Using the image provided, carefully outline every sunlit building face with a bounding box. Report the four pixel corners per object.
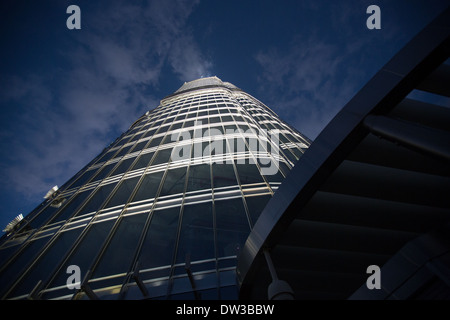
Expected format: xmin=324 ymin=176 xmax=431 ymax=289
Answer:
xmin=0 ymin=76 xmax=309 ymax=300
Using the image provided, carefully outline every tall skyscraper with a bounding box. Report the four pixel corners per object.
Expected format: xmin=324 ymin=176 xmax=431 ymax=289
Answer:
xmin=0 ymin=76 xmax=310 ymax=300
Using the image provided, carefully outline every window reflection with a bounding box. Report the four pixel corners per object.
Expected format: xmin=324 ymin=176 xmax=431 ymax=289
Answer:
xmin=131 ymin=152 xmax=154 ymax=170
xmin=152 ymin=148 xmax=172 ymax=165
xmin=0 ymin=237 xmax=49 ymax=297
xmin=76 ymin=184 xmax=116 ymax=217
xmin=176 ymin=202 xmax=214 ymax=264
xmin=109 ymin=157 xmax=135 ymax=176
xmin=212 ymin=163 xmax=237 ymax=188
xmin=92 ymin=214 xmax=148 ymax=279
xmin=244 ymin=195 xmax=271 ymax=226
xmin=132 ymin=171 xmax=164 ymax=202
xmin=105 ymin=177 xmax=140 ymax=208
xmin=50 ymin=190 xmax=92 ymax=223
xmin=159 ymin=167 xmax=187 ymax=196
xmin=92 ymin=163 xmax=116 ymax=182
xmin=186 ymin=164 xmax=211 ymax=192
xmin=6 ymin=227 xmax=83 ymax=298
xmin=235 ymin=163 xmax=264 ymax=184
xmin=215 ymin=198 xmax=250 ymax=257
xmin=69 ymin=168 xmax=98 ymax=189
xmin=137 ymin=207 xmax=180 ymax=273
xmin=41 ymin=219 xmax=115 ymax=299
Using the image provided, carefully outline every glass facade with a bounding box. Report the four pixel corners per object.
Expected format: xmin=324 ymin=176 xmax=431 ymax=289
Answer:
xmin=0 ymin=76 xmax=310 ymax=300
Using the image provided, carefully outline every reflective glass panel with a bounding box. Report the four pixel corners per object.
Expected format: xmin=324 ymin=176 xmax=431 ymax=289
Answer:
xmin=176 ymin=202 xmax=214 ymax=263
xmin=152 ymin=148 xmax=172 ymax=165
xmin=235 ymin=163 xmax=264 ymax=184
xmin=215 ymin=198 xmax=250 ymax=257
xmin=69 ymin=168 xmax=98 ymax=189
xmin=244 ymin=195 xmax=272 ymax=226
xmin=28 ymin=203 xmax=61 ymax=229
xmin=92 ymin=163 xmax=116 ymax=182
xmin=105 ymin=177 xmax=140 ymax=208
xmin=131 ymin=152 xmax=154 ymax=170
xmin=92 ymin=213 xmax=148 ymax=279
xmin=148 ymin=136 xmax=163 ymax=148
xmin=115 ymin=145 xmax=133 ymax=158
xmin=76 ymin=183 xmax=117 ymax=216
xmin=109 ymin=157 xmax=136 ymax=176
xmin=7 ymin=227 xmax=83 ymax=298
xmin=132 ymin=171 xmax=164 ymax=202
xmin=50 ymin=190 xmax=92 ymax=223
xmin=159 ymin=167 xmax=187 ymax=197
xmin=186 ymin=164 xmax=211 ymax=192
xmin=0 ymin=237 xmax=49 ymax=296
xmin=42 ymin=219 xmax=115 ymax=298
xmin=137 ymin=207 xmax=180 ymax=270
xmin=212 ymin=163 xmax=237 ymax=188
xmin=130 ymin=140 xmax=149 ymax=153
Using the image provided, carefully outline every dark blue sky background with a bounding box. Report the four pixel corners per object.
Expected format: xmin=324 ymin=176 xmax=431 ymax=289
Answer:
xmin=0 ymin=0 xmax=448 ymax=231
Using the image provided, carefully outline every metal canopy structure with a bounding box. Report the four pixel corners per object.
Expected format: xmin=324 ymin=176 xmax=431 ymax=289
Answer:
xmin=237 ymin=7 xmax=450 ymax=300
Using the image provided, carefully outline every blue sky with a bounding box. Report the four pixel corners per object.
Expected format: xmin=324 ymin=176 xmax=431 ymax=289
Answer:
xmin=0 ymin=0 xmax=448 ymax=231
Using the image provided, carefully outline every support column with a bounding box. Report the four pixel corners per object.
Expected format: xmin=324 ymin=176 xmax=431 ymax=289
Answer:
xmin=263 ymin=250 xmax=294 ymax=300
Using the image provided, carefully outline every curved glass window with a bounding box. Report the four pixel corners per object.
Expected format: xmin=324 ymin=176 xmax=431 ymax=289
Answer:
xmin=186 ymin=164 xmax=211 ymax=192
xmin=215 ymin=198 xmax=249 ymax=257
xmin=159 ymin=167 xmax=187 ymax=197
xmin=105 ymin=177 xmax=140 ymax=208
xmin=235 ymin=163 xmax=264 ymax=185
xmin=176 ymin=202 xmax=214 ymax=264
xmin=50 ymin=190 xmax=92 ymax=223
xmin=152 ymin=148 xmax=172 ymax=165
xmin=132 ymin=172 xmax=164 ymax=202
xmin=212 ymin=163 xmax=237 ymax=188
xmin=244 ymin=195 xmax=271 ymax=226
xmin=69 ymin=168 xmax=98 ymax=189
xmin=41 ymin=219 xmax=115 ymax=299
xmin=75 ymin=184 xmax=117 ymax=217
xmin=0 ymin=237 xmax=50 ymax=297
xmin=131 ymin=152 xmax=154 ymax=170
xmin=136 ymin=207 xmax=180 ymax=272
xmin=6 ymin=227 xmax=83 ymax=298
xmin=92 ymin=213 xmax=148 ymax=279
xmin=92 ymin=163 xmax=116 ymax=182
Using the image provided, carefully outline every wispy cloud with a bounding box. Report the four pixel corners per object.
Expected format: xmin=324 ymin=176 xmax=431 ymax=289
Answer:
xmin=168 ymin=33 xmax=214 ymax=80
xmin=255 ymin=36 xmax=366 ymax=140
xmin=0 ymin=0 xmax=212 ymax=205
xmin=143 ymin=0 xmax=213 ymax=80
xmin=253 ymin=2 xmax=407 ymax=141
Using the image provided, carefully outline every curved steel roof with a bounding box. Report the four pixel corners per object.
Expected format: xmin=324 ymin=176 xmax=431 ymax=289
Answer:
xmin=237 ymin=6 xmax=450 ymax=300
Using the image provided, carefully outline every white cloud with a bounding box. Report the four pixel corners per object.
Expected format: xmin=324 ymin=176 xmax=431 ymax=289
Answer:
xmin=253 ymin=1 xmax=418 ymax=141
xmin=80 ymin=0 xmax=211 ymax=82
xmin=255 ymin=36 xmax=363 ymax=140
xmin=0 ymin=0 xmax=212 ymax=203
xmin=168 ymin=33 xmax=213 ymax=81
xmin=254 ymin=18 xmax=396 ymax=140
